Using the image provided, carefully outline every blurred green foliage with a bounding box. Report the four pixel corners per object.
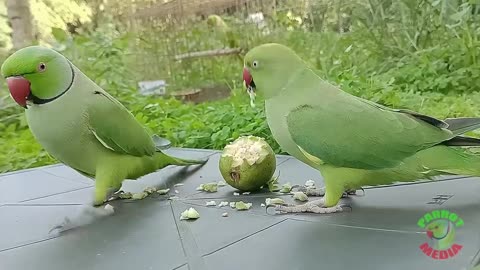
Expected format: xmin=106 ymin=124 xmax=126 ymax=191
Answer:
xmin=0 ymin=0 xmax=91 ymax=51
xmin=2 ymin=0 xmax=480 ymax=173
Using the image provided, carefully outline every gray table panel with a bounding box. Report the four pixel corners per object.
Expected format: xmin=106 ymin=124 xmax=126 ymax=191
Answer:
xmin=0 ymin=170 xmax=90 ymax=205
xmin=0 ymin=200 xmax=186 ymax=270
xmin=0 ymin=148 xmax=478 ymax=270
xmin=203 ymin=219 xmax=479 ymax=270
xmin=171 ymin=200 xmax=285 ymax=255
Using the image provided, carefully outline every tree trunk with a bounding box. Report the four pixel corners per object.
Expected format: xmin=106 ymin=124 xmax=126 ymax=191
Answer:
xmin=6 ymin=0 xmax=35 ymax=50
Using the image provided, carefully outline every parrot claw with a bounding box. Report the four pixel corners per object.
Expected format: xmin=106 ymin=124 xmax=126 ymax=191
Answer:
xmin=49 ymin=217 xmax=75 ymax=234
xmin=48 ymin=205 xmax=115 ymax=235
xmin=106 ymin=190 xmax=125 ymax=202
xmin=342 ymin=187 xmax=365 ymax=197
xmin=265 ymin=203 xmax=291 ymax=215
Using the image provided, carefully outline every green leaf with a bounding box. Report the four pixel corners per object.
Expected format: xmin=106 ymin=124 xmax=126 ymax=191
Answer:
xmin=450 ymin=8 xmax=470 ymax=22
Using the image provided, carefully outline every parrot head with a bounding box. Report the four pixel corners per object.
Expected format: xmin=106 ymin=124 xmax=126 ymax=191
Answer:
xmin=426 ymin=219 xmax=452 ymax=240
xmin=207 ymin=15 xmax=221 ymax=27
xmin=243 ymin=43 xmax=306 ymax=100
xmin=1 ymin=46 xmax=73 ymax=108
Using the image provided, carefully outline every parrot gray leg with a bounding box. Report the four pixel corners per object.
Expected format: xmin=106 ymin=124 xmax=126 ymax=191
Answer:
xmin=267 ymin=199 xmax=351 ymax=214
xmin=49 ymin=204 xmax=115 ymax=234
xmin=291 ymin=185 xmax=326 ymax=196
xmin=292 ymin=186 xmax=364 ymax=197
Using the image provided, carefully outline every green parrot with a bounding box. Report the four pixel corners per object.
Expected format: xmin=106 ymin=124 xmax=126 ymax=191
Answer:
xmin=1 ymin=46 xmax=208 ymax=228
xmin=425 ymin=219 xmax=456 ymax=250
xmin=206 ymin=14 xmax=238 ymax=49
xmin=243 ymin=43 xmax=480 ymax=214
xmin=206 ymin=15 xmax=243 ymax=64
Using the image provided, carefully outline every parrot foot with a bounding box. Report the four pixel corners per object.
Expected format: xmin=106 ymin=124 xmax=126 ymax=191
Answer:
xmin=291 ymin=185 xmax=326 ymax=196
xmin=266 ymin=199 xmax=351 ymax=215
xmin=49 ymin=216 xmax=74 ymax=234
xmin=343 ymin=187 xmax=365 ymax=197
xmin=48 ymin=205 xmax=115 ymax=234
xmin=291 ymin=185 xmax=365 ymax=198
xmin=106 ymin=190 xmax=125 ymax=202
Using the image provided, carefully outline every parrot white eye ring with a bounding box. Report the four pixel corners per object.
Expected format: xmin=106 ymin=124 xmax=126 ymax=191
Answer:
xmin=38 ymin=62 xmax=47 ymax=72
xmin=252 ymin=60 xmax=259 ymax=68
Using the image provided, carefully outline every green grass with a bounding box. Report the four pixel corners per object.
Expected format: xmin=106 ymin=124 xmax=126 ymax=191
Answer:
xmin=2 ymin=0 xmax=480 ymax=173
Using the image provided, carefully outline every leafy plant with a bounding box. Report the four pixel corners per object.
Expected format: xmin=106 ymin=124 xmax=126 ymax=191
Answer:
xmin=2 ymin=0 xmax=480 ymax=173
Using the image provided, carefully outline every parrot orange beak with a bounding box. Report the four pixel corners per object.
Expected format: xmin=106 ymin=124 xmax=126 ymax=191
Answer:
xmin=426 ymin=230 xmax=433 ymax=239
xmin=6 ymin=76 xmax=31 ymax=108
xmin=243 ymin=68 xmax=256 ymax=93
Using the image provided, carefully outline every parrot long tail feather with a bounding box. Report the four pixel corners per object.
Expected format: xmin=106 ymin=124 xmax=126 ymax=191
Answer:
xmin=444 ymin=117 xmax=480 ymax=135
xmin=152 ymin=149 xmax=209 ymax=169
xmin=168 ymin=155 xmax=209 ymax=166
xmin=121 ymin=152 xmax=209 ymax=181
xmin=416 ymin=145 xmax=480 ymax=177
xmin=441 ymin=136 xmax=480 ymax=146
xmin=152 ymin=134 xmax=172 ymax=150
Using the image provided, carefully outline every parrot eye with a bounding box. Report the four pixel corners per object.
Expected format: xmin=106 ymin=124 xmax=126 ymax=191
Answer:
xmin=252 ymin=60 xmax=259 ymax=68
xmin=38 ymin=62 xmax=47 ymax=72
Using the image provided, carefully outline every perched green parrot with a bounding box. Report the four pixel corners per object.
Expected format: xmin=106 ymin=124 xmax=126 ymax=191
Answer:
xmin=206 ymin=15 xmax=243 ymax=64
xmin=243 ymin=43 xmax=480 ymax=214
xmin=206 ymin=15 xmax=238 ymax=49
xmin=1 ymin=46 xmax=208 ymax=229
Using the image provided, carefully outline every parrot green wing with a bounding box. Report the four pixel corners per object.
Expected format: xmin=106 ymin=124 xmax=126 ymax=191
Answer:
xmin=286 ymin=94 xmax=455 ymax=170
xmin=87 ymin=91 xmax=156 ymax=157
xmin=359 ymin=98 xmax=449 ymax=129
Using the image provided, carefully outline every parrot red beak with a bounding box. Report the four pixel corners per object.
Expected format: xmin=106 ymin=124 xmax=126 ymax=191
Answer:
xmin=6 ymin=76 xmax=31 ymax=108
xmin=426 ymin=230 xmax=433 ymax=239
xmin=243 ymin=68 xmax=256 ymax=92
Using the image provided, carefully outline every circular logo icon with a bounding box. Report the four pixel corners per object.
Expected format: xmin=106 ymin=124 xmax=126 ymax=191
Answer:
xmin=418 ymin=209 xmax=464 ymax=260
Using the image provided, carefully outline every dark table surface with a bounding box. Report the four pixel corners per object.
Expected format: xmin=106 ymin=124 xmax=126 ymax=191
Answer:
xmin=1 ymin=148 xmax=480 ymax=270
